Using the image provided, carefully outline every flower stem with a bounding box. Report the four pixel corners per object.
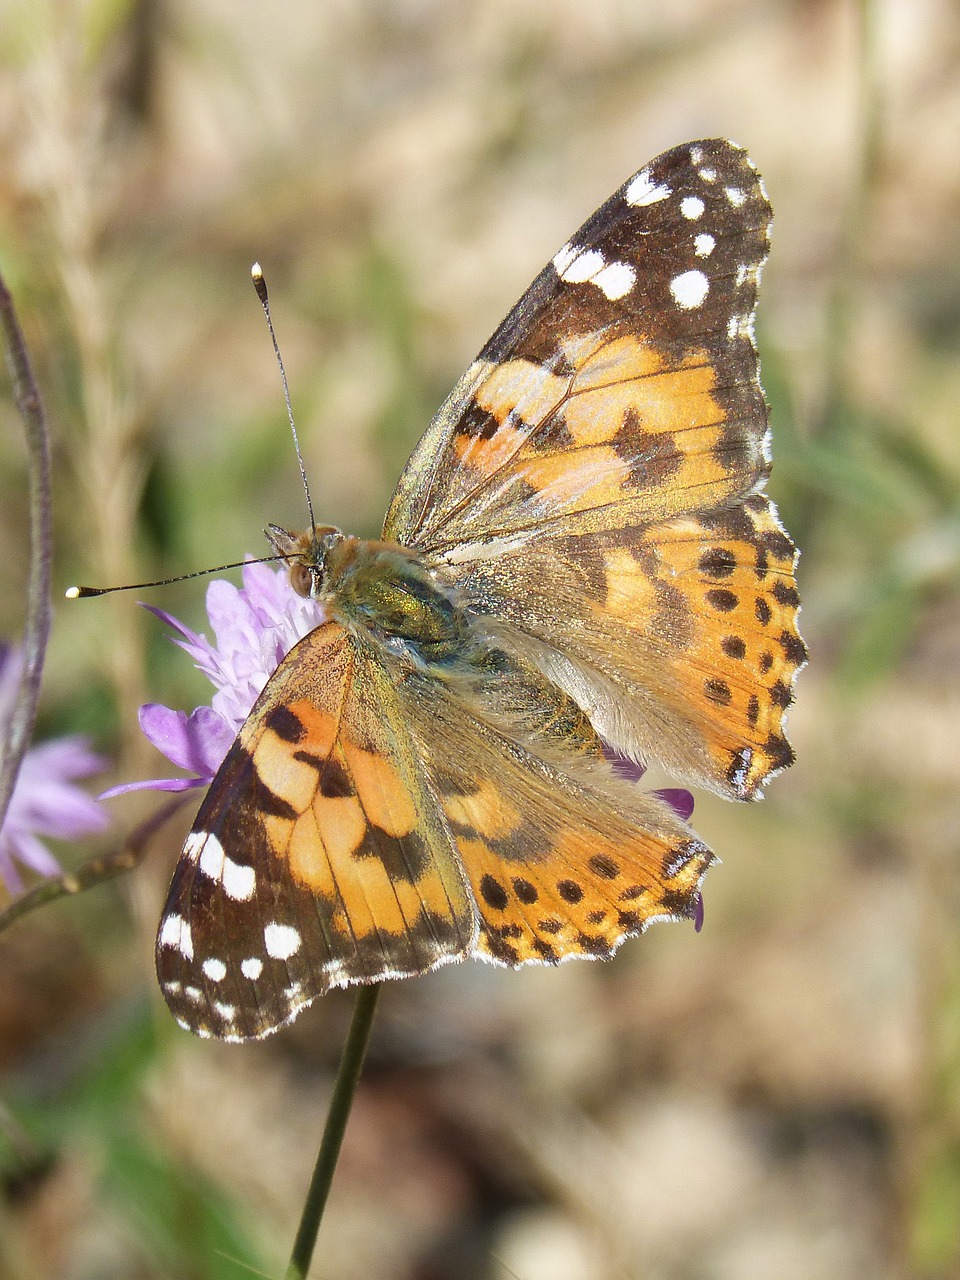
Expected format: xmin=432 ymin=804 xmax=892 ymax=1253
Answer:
xmin=0 ymin=271 xmax=53 ymax=837
xmin=0 ymin=795 xmax=187 ymax=936
xmin=285 ymin=982 xmax=381 ymax=1280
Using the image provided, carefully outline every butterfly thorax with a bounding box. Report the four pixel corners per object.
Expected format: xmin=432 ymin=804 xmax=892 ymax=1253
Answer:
xmin=268 ymin=523 xmax=472 ymax=668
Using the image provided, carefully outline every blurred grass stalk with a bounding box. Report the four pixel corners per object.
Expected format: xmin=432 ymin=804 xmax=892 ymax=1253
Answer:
xmin=19 ymin=8 xmax=149 ymax=762
xmin=0 ymin=270 xmax=52 ymax=853
xmin=840 ymin=5 xmax=960 ymax=1274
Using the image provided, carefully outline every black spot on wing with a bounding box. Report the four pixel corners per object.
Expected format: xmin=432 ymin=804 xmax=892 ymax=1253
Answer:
xmin=353 ymin=826 xmax=432 ymax=884
xmin=265 ymin=705 xmax=306 ymax=743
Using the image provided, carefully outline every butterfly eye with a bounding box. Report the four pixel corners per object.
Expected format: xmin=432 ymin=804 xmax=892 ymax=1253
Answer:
xmin=289 ymin=563 xmax=314 ymax=597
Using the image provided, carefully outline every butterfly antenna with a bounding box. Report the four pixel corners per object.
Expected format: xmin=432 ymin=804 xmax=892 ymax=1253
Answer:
xmin=251 ymin=263 xmax=316 ymax=534
xmin=65 ymin=554 xmax=293 ymax=599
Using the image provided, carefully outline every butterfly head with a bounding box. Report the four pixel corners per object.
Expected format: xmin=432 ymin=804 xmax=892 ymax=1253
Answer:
xmin=266 ymin=523 xmax=345 ymax=599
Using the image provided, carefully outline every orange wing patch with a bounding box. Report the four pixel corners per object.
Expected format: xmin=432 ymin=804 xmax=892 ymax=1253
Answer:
xmin=439 ymin=770 xmax=711 ymax=966
xmin=634 ymin=496 xmax=806 ymax=795
xmin=430 ymin=330 xmax=746 ymax=547
xmin=447 ymin=492 xmax=804 ymax=801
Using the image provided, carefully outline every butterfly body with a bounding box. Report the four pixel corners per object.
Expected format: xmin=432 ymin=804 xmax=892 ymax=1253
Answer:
xmin=157 ymin=139 xmax=805 ymax=1040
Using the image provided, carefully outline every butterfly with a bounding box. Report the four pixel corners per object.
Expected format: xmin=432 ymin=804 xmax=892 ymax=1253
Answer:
xmin=156 ymin=139 xmax=805 ymax=1041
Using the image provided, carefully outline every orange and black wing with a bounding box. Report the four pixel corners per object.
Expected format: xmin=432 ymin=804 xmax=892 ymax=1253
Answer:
xmin=156 ymin=622 xmax=475 ymax=1040
xmin=383 ymin=138 xmax=805 ymax=799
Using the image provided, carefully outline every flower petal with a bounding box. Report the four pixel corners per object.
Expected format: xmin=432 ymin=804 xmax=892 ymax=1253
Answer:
xmin=653 ymin=788 xmax=695 ymax=821
xmin=138 ymin=703 xmax=234 ymax=778
xmin=24 ymin=736 xmax=108 ymax=782
xmin=17 ymin=780 xmax=111 ymax=839
xmin=603 ymin=745 xmax=648 ymax=784
xmin=0 ymin=827 xmax=63 ymax=894
xmin=100 ymin=775 xmax=206 ymax=799
xmin=693 ymin=891 xmax=705 ymax=932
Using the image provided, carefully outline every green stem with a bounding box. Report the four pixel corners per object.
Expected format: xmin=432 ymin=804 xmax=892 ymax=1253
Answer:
xmin=285 ymin=983 xmax=381 ymax=1280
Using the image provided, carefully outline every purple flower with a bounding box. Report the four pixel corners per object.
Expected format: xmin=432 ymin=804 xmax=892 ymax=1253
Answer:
xmin=603 ymin=745 xmax=695 ymax=822
xmin=102 ymin=561 xmax=327 ymax=798
xmin=604 ymin=745 xmax=702 ymax=930
xmin=0 ymin=644 xmax=110 ymax=894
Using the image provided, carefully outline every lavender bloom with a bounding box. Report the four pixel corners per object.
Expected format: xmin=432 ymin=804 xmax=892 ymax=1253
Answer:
xmin=103 ymin=561 xmax=327 ymax=797
xmin=0 ymin=644 xmax=110 ymax=894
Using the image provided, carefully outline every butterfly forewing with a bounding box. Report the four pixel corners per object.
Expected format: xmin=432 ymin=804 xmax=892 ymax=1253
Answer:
xmin=157 ymin=622 xmax=476 ymax=1040
xmin=383 ymin=138 xmax=772 ymax=552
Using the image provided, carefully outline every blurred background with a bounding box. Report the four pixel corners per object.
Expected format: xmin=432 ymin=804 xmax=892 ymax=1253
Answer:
xmin=1 ymin=0 xmax=958 ymax=1277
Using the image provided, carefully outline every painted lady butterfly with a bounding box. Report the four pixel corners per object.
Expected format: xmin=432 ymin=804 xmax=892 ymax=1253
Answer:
xmin=156 ymin=139 xmax=805 ymax=1041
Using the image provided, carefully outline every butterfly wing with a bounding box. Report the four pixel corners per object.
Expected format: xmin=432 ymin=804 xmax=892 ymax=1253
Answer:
xmin=158 ymin=626 xmax=713 ymax=1040
xmin=156 ymin=621 xmax=477 ymax=1041
xmin=398 ymin=653 xmax=714 ymax=969
xmin=383 ymin=138 xmax=804 ymax=799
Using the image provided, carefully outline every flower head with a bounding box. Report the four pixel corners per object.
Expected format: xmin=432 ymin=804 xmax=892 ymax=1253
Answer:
xmin=103 ymin=560 xmax=326 ymax=797
xmin=0 ymin=643 xmax=110 ymax=894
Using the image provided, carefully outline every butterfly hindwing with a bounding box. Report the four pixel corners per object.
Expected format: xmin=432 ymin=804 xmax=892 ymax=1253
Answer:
xmin=446 ymin=493 xmax=802 ymax=799
xmin=397 ymin=660 xmax=714 ymax=967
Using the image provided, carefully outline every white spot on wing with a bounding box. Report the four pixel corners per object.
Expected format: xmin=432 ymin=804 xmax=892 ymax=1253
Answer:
xmin=213 ymin=1001 xmax=236 ymax=1021
xmin=223 ymin=858 xmax=256 ymax=901
xmin=728 ymin=748 xmax=753 ymax=792
xmin=264 ymin=922 xmax=302 ymax=960
xmin=699 ymin=167 xmax=717 ymax=182
xmin=558 ymin=248 xmax=604 ymax=282
xmin=725 ymin=186 xmax=746 ymax=207
xmin=670 ymin=269 xmax=709 ymax=309
xmin=183 ymin=832 xmax=204 ymax=862
xmin=159 ymin=913 xmax=193 ymax=960
xmin=552 ymin=242 xmax=578 ymax=276
xmin=241 ymin=957 xmax=263 ymax=980
xmin=689 ymin=146 xmax=704 ymax=164
xmin=727 ymin=313 xmax=753 ymax=341
xmin=197 ymin=832 xmax=225 ymax=880
xmin=626 ymin=171 xmax=670 ymax=206
xmin=202 ymin=957 xmax=227 ymax=982
xmin=680 ymin=195 xmax=705 ymax=220
xmin=196 ymin=830 xmax=256 ymax=901
xmin=591 ymin=261 xmax=636 ymax=299
xmin=185 ymin=986 xmax=202 ymax=1004
xmin=694 ymin=233 xmax=715 ymax=257
xmin=554 ymin=246 xmax=636 ymax=300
